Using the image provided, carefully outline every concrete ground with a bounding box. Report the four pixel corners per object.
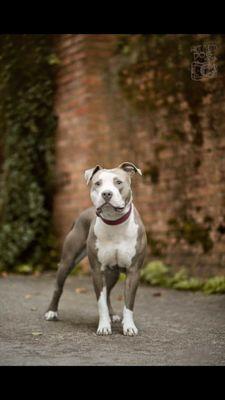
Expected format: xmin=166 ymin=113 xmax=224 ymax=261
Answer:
xmin=0 ymin=272 xmax=225 ymax=365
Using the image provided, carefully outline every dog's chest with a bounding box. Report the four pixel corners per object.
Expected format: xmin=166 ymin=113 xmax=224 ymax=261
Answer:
xmin=94 ymin=213 xmax=138 ymax=270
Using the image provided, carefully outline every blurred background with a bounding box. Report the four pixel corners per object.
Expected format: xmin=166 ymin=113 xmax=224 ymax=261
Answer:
xmin=0 ymin=34 xmax=225 ymax=293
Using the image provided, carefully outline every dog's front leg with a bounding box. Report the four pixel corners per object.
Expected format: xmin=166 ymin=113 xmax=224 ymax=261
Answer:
xmin=123 ymin=268 xmax=140 ymax=336
xmin=92 ymin=268 xmax=112 ymax=335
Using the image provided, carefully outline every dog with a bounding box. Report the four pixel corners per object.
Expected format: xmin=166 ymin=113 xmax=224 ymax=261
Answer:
xmin=45 ymin=162 xmax=147 ymax=336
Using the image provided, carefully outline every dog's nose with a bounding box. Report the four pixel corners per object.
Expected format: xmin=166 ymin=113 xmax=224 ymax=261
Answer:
xmin=102 ymin=190 xmax=113 ymax=201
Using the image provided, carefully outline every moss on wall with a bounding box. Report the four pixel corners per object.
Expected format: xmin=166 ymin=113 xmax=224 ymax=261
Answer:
xmin=168 ymin=215 xmax=213 ymax=253
xmin=142 ymin=163 xmax=160 ymax=184
xmin=116 ymin=34 xmax=225 ymax=269
xmin=117 ymin=34 xmax=225 ymax=145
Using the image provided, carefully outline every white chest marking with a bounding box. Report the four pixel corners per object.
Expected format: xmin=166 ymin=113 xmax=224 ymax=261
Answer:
xmin=94 ymin=208 xmax=138 ymax=270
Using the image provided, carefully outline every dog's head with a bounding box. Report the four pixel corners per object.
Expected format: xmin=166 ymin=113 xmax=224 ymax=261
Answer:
xmin=84 ymin=162 xmax=142 ymax=216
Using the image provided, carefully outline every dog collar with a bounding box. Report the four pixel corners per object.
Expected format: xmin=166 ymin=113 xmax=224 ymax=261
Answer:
xmin=96 ymin=204 xmax=132 ymax=225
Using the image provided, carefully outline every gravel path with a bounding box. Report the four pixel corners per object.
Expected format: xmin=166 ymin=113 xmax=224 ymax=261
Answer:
xmin=0 ymin=272 xmax=225 ymax=365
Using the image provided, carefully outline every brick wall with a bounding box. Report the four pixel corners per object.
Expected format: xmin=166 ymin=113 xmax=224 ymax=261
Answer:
xmin=53 ymin=34 xmax=225 ymax=276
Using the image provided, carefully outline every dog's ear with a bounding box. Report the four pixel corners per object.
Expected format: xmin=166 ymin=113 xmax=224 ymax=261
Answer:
xmin=84 ymin=165 xmax=103 ymax=185
xmin=118 ymin=162 xmax=142 ymax=177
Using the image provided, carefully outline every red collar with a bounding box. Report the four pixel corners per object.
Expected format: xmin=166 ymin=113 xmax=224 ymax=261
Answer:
xmin=96 ymin=204 xmax=132 ymax=225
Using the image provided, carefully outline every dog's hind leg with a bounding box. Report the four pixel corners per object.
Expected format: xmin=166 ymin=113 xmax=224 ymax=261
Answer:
xmin=45 ymin=247 xmax=87 ymax=320
xmin=45 ymin=209 xmax=94 ymax=321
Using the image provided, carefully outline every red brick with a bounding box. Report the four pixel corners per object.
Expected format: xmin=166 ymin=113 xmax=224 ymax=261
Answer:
xmin=53 ymin=34 xmax=225 ymax=273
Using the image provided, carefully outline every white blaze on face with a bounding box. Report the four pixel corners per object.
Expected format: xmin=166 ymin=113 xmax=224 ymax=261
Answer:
xmin=91 ymin=171 xmax=125 ymax=209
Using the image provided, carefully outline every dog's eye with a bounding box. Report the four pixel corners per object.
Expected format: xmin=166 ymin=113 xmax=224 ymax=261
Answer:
xmin=116 ymin=180 xmax=122 ymax=185
xmin=95 ymin=181 xmax=101 ymax=186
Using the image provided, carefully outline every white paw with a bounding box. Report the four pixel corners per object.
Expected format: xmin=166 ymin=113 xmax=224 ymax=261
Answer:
xmin=97 ymin=320 xmax=112 ymax=335
xmin=111 ymin=314 xmax=121 ymax=323
xmin=45 ymin=311 xmax=58 ymax=321
xmin=123 ymin=323 xmax=138 ymax=336
xmin=122 ymin=307 xmax=138 ymax=336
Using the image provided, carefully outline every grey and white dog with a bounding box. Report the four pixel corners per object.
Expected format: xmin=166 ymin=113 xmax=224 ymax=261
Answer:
xmin=45 ymin=162 xmax=147 ymax=336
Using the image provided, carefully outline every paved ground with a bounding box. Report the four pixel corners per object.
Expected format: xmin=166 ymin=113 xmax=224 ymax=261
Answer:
xmin=0 ymin=272 xmax=225 ymax=365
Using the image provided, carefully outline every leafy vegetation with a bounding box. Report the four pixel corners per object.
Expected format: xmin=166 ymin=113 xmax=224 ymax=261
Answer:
xmin=141 ymin=261 xmax=225 ymax=294
xmin=203 ymin=276 xmax=225 ymax=294
xmin=0 ymin=35 xmax=59 ymax=271
xmin=141 ymin=261 xmax=169 ymax=286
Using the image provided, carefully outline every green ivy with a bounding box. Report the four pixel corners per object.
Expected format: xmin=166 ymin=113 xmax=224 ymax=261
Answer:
xmin=117 ymin=34 xmax=225 ymax=114
xmin=141 ymin=261 xmax=225 ymax=294
xmin=0 ymin=35 xmax=59 ymax=271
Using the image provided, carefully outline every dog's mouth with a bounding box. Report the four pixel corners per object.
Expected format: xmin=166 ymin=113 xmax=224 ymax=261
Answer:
xmin=96 ymin=203 xmax=125 ymax=214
